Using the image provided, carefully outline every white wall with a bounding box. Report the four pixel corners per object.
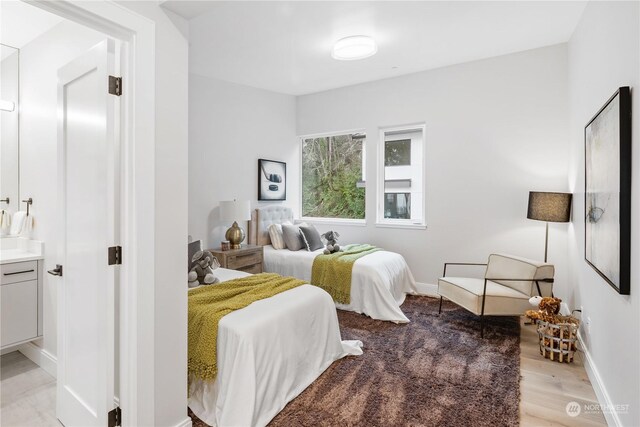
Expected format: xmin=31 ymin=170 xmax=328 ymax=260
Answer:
xmin=567 ymin=2 xmax=640 ymax=425
xmin=115 ymin=2 xmax=190 ymax=426
xmin=189 ymin=74 xmax=297 ymax=249
xmin=19 ymin=19 xmax=105 ymax=359
xmin=297 ymin=44 xmax=570 ymax=287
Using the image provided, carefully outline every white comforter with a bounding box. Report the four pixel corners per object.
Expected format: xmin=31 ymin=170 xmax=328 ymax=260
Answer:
xmin=188 ymin=268 xmax=363 ymax=427
xmin=263 ymin=245 xmax=419 ymax=323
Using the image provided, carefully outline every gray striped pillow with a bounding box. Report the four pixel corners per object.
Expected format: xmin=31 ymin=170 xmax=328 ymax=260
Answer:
xmin=299 ymin=225 xmax=324 ymax=251
xmin=268 ymin=222 xmax=290 ymax=250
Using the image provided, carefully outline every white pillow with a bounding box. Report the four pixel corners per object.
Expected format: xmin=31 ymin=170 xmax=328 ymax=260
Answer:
xmin=268 ymin=221 xmax=291 ymax=250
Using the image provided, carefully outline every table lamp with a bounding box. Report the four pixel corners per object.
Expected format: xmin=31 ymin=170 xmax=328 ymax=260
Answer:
xmin=527 ymin=191 xmax=572 ymax=262
xmin=220 ymin=200 xmax=251 ymax=249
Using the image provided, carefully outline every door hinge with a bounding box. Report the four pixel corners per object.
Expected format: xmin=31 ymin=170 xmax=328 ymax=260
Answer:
xmin=108 ymin=246 xmax=122 ymax=265
xmin=108 ymin=406 xmax=121 ymax=427
xmin=108 ymin=75 xmax=122 ymax=96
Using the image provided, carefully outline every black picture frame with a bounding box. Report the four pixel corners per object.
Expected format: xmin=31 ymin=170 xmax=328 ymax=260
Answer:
xmin=584 ymin=86 xmax=631 ymax=295
xmin=258 ymin=159 xmax=287 ymax=201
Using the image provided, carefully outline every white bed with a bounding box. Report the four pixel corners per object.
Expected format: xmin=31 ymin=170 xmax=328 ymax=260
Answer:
xmin=249 ymin=206 xmax=420 ymax=323
xmin=188 ymin=268 xmax=362 ymax=427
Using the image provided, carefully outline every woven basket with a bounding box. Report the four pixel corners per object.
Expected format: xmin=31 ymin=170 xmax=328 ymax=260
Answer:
xmin=536 ymin=318 xmax=579 ymax=363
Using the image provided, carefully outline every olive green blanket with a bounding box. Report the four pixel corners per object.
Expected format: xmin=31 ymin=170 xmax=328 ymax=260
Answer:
xmin=311 ymin=244 xmax=381 ymax=305
xmin=188 ymin=273 xmax=305 ymax=381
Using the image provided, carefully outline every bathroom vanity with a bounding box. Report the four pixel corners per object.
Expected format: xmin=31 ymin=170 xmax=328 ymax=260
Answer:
xmin=0 ymin=238 xmax=44 ymax=349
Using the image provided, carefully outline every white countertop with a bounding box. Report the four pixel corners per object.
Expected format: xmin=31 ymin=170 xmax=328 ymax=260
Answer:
xmin=0 ymin=238 xmax=44 ymax=265
xmin=0 ymin=249 xmax=44 ymax=264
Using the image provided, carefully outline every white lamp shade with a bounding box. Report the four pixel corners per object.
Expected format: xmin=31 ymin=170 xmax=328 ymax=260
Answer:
xmin=220 ymin=200 xmax=251 ymax=222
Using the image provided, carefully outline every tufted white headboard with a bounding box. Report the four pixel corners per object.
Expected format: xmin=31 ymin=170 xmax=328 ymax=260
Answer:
xmin=248 ymin=206 xmax=295 ymax=246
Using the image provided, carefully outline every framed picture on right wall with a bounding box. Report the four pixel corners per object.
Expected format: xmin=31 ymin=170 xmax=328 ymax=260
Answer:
xmin=584 ymin=86 xmax=631 ymax=295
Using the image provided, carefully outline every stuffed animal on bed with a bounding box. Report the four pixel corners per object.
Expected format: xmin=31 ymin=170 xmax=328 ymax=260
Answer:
xmin=321 ymin=230 xmax=341 ymax=255
xmin=188 ymin=250 xmax=220 ymax=288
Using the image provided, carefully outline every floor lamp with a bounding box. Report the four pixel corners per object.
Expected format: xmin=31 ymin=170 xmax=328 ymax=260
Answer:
xmin=527 ymin=191 xmax=572 ymax=262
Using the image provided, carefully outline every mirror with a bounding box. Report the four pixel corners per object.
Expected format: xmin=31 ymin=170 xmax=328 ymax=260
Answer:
xmin=1 ymin=43 xmax=19 ymax=236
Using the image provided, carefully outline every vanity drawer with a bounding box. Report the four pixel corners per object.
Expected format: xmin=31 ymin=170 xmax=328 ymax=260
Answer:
xmin=1 ymin=261 xmax=38 ymax=285
xmin=1 ymin=280 xmax=38 ymax=347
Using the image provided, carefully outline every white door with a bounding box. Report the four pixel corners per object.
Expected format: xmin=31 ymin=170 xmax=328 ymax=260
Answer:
xmin=54 ymin=39 xmax=119 ymax=427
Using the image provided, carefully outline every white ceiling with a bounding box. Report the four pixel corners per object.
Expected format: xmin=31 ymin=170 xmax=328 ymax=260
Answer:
xmin=176 ymin=1 xmax=587 ymax=96
xmin=1 ymin=0 xmax=63 ymax=52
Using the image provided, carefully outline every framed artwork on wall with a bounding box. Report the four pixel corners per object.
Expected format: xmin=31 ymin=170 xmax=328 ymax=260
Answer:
xmin=584 ymin=86 xmax=631 ymax=295
xmin=258 ymin=159 xmax=286 ymax=201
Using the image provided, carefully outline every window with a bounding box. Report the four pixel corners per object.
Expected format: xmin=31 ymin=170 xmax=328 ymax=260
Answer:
xmin=385 ymin=193 xmax=411 ymax=219
xmin=301 ymin=132 xmax=366 ymax=221
xmin=378 ymin=125 xmax=425 ymax=227
xmin=385 ymin=139 xmax=411 ymax=166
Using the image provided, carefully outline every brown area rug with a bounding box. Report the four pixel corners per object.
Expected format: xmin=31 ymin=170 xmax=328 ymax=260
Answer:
xmin=190 ymin=296 xmax=520 ymax=427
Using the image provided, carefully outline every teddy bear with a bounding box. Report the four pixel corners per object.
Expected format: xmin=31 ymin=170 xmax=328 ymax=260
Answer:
xmin=188 ymin=250 xmax=220 ymax=288
xmin=526 ymin=296 xmax=580 ymax=356
xmin=321 ymin=230 xmax=341 ymax=255
xmin=525 ymin=296 xmax=563 ymax=323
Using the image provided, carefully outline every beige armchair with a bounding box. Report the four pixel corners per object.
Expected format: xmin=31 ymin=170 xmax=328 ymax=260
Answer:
xmin=438 ymin=253 xmax=554 ymax=337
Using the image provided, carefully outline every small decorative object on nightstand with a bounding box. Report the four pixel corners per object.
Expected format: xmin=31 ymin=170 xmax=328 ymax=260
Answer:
xmin=209 ymin=245 xmax=263 ymax=274
xmin=220 ymin=200 xmax=251 ymax=249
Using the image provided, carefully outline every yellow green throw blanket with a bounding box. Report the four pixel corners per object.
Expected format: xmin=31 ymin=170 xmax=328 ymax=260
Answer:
xmin=311 ymin=244 xmax=381 ymax=305
xmin=188 ymin=273 xmax=305 ymax=381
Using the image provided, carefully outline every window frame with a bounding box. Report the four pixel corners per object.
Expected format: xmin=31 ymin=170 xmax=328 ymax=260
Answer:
xmin=299 ymin=129 xmax=367 ymax=225
xmin=376 ymin=124 xmax=427 ymax=229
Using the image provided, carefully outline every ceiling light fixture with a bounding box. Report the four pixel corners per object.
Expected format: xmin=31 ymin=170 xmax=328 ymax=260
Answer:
xmin=331 ymin=35 xmax=377 ymax=61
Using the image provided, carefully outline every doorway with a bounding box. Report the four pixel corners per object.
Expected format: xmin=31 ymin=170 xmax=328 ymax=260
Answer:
xmin=0 ymin=2 xmax=122 ymax=425
xmin=0 ymin=0 xmax=162 ymax=425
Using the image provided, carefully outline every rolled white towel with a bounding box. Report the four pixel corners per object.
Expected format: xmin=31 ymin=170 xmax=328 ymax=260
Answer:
xmin=9 ymin=211 xmax=34 ymax=236
xmin=22 ymin=214 xmax=34 ymax=237
xmin=9 ymin=211 xmax=26 ymax=235
xmin=0 ymin=210 xmax=11 ymax=230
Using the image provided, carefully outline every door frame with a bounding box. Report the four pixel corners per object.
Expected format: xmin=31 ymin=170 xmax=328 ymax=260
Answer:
xmin=26 ymin=1 xmax=156 ymax=426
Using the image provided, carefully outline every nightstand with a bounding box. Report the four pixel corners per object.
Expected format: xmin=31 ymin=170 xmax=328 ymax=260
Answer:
xmin=209 ymin=245 xmax=264 ymax=274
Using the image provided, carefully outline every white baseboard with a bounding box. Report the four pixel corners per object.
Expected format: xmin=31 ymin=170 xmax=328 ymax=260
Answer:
xmin=415 ymin=282 xmax=438 ymax=297
xmin=18 ymin=342 xmax=57 ymax=379
xmin=1 ymin=344 xmax=23 ymax=355
xmin=560 ymin=302 xmax=619 ymax=427
xmin=174 ymin=417 xmax=193 ymax=427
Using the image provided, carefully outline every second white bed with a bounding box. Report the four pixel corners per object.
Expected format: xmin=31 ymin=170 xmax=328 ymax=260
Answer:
xmin=188 ymin=268 xmax=362 ymax=427
xmin=263 ymin=245 xmax=418 ymax=323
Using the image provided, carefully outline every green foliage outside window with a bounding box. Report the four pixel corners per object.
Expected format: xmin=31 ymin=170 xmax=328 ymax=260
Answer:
xmin=385 ymin=139 xmax=411 ymax=166
xmin=302 ymin=134 xmax=365 ymax=219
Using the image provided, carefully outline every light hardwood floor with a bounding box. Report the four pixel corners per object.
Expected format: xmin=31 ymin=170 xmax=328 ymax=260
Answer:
xmin=1 ymin=323 xmax=608 ymax=427
xmin=520 ymin=318 xmax=607 ymax=427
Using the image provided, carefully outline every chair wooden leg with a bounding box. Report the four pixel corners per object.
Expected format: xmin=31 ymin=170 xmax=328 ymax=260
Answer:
xmin=480 ymin=315 xmax=485 ymax=338
xmin=438 ymin=296 xmax=443 ymax=314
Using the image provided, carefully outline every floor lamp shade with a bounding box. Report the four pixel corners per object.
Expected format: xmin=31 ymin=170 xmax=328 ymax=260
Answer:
xmin=527 ymin=192 xmax=572 ymax=223
xmin=527 ymin=191 xmax=572 ymax=262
